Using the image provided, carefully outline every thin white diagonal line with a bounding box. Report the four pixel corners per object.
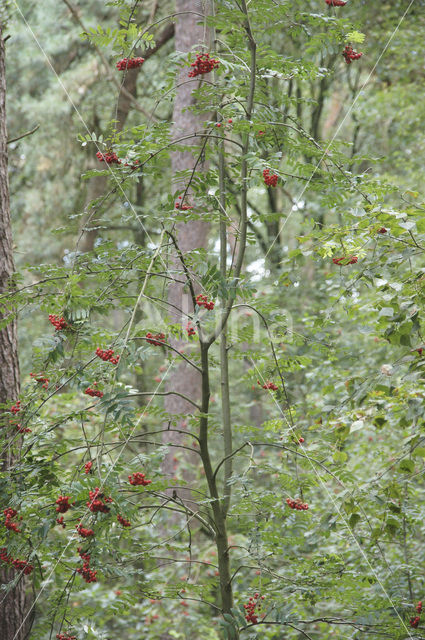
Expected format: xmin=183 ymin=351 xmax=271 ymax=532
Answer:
xmin=263 ymin=0 xmax=416 ymax=263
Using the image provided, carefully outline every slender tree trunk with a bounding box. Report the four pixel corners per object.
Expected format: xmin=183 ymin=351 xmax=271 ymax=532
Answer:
xmin=0 ymin=25 xmax=30 ymax=640
xmin=162 ymin=0 xmax=210 ymax=487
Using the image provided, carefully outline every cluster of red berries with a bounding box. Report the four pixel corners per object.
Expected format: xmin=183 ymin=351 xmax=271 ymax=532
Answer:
xmin=56 ymin=495 xmax=74 ymax=513
xmin=0 ymin=548 xmax=33 ymax=575
xmin=129 ymin=472 xmax=152 ymax=486
xmin=117 ymin=514 xmax=131 ymax=527
xmin=84 ymin=460 xmax=93 ymax=474
xmin=56 ymin=516 xmax=65 ymax=528
xmin=175 ymin=196 xmax=194 ymax=210
xmin=263 ymin=168 xmax=278 ymax=187
xmin=377 ymin=227 xmax=387 ymax=234
xmin=326 ymin=0 xmax=346 ymax=5
xmin=286 ymin=497 xmax=309 ymax=510
xmin=124 ymin=159 xmax=140 ymax=170
xmin=332 ymin=256 xmax=358 ymax=265
xmin=87 ymin=488 xmax=113 ymax=513
xmin=146 ymin=332 xmax=166 ymax=346
xmin=96 ymin=150 xmax=121 ymax=165
xmin=10 ymin=401 xmax=21 ymax=415
xmin=76 ymin=522 xmax=95 ymax=538
xmin=116 ymin=57 xmax=145 ymax=70
xmin=4 ymin=508 xmax=22 ymax=533
xmin=84 ymin=383 xmax=104 ymax=398
xmin=13 ymin=422 xmax=31 ymax=433
xmin=96 ymin=347 xmax=120 ymax=365
xmin=215 ymin=119 xmax=233 ymax=129
xmin=77 ymin=548 xmax=97 ymax=583
xmin=410 ymin=601 xmax=422 ymax=628
xmin=297 ymin=437 xmax=305 ymax=444
xmin=186 ymin=324 xmax=196 ymax=336
xmin=48 ymin=314 xmax=68 ymax=331
xmin=243 ymin=593 xmax=265 ymax=625
xmin=56 ymin=634 xmax=77 ymax=640
xmin=188 ymin=52 xmax=220 ymax=77
xmin=258 ymin=380 xmax=278 ymax=391
xmin=196 ymin=294 xmax=215 ymax=310
xmin=342 ymin=46 xmax=363 ymax=64
xmin=30 ymin=372 xmax=49 ymax=389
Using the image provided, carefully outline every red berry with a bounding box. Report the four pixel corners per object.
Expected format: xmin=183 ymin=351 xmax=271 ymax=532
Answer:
xmin=145 ymin=332 xmax=166 ymax=346
xmin=195 ymin=294 xmax=214 ymax=310
xmin=128 ymin=472 xmax=152 ymax=487
xmin=342 ymin=45 xmax=363 ymax=64
xmin=188 ymin=52 xmax=219 ymax=77
xmin=263 ymin=168 xmax=278 ymax=187
xmin=116 ymin=57 xmax=144 ymax=71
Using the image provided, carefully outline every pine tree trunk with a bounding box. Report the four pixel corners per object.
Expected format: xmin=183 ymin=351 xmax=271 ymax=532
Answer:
xmin=0 ymin=25 xmax=30 ymax=640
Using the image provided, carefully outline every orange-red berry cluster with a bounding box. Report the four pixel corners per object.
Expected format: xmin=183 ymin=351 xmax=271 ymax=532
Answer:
xmin=96 ymin=347 xmax=120 ymax=364
xmin=13 ymin=422 xmax=31 ymax=433
xmin=263 ymin=168 xmax=278 ymax=187
xmin=129 ymin=472 xmax=152 ymax=486
xmin=146 ymin=332 xmax=166 ymax=346
xmin=56 ymin=495 xmax=74 ymax=513
xmin=332 ymin=256 xmax=358 ymax=265
xmin=186 ymin=324 xmax=196 ymax=336
xmin=342 ymin=46 xmax=363 ymax=64
xmin=87 ymin=488 xmax=112 ymax=513
xmin=410 ymin=601 xmax=422 ymax=628
xmin=0 ymin=548 xmax=33 ymax=575
xmin=76 ymin=522 xmax=95 ymax=538
xmin=188 ymin=52 xmax=219 ymax=77
xmin=117 ymin=514 xmax=131 ymax=527
xmin=56 ymin=516 xmax=65 ymax=528
xmin=49 ymin=314 xmax=68 ymax=330
xmin=116 ymin=57 xmax=145 ymax=70
xmin=243 ymin=593 xmax=265 ymax=624
xmin=30 ymin=372 xmax=49 ymax=388
xmin=258 ymin=380 xmax=278 ymax=391
xmin=175 ymin=196 xmax=194 ymax=210
xmin=196 ymin=294 xmax=214 ymax=310
xmin=56 ymin=634 xmax=76 ymax=640
xmin=96 ymin=151 xmax=121 ymax=164
xmin=377 ymin=227 xmax=387 ymax=234
xmin=3 ymin=508 xmax=22 ymax=533
xmin=286 ymin=497 xmax=309 ymax=511
xmin=326 ymin=0 xmax=346 ymax=5
xmin=77 ymin=548 xmax=97 ymax=583
xmin=10 ymin=401 xmax=21 ymax=414
xmin=84 ymin=383 xmax=104 ymax=398
xmin=84 ymin=460 xmax=93 ymax=474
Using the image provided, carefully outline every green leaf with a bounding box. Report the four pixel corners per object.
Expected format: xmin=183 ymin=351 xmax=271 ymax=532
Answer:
xmin=346 ymin=31 xmax=366 ymax=43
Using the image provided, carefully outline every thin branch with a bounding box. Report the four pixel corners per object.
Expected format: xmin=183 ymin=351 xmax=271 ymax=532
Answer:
xmin=7 ymin=124 xmax=39 ymax=144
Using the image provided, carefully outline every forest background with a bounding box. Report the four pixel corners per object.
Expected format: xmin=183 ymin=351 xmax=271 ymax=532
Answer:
xmin=1 ymin=1 xmax=425 ymax=639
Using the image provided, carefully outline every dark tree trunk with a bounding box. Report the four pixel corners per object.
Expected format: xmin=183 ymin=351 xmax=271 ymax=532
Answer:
xmin=0 ymin=25 xmax=30 ymax=640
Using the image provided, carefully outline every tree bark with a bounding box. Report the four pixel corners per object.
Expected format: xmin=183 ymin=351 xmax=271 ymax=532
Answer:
xmin=0 ymin=25 xmax=30 ymax=640
xmin=162 ymin=0 xmax=210 ymax=488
